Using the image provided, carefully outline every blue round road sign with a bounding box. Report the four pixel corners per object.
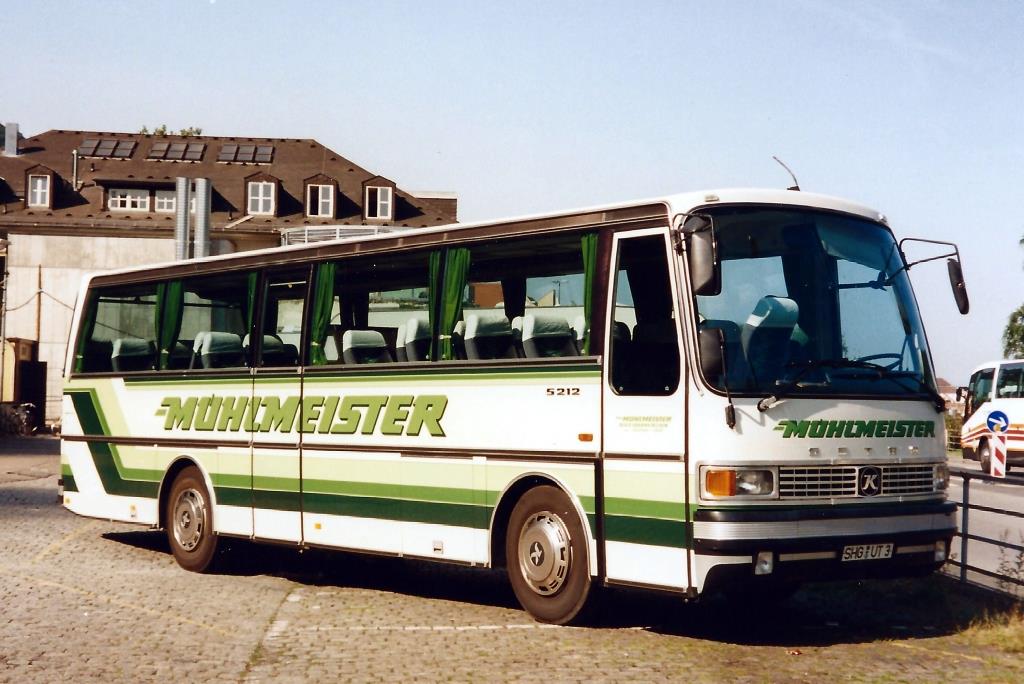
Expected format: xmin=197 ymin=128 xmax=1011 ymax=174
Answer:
xmin=987 ymin=410 xmax=1010 ymax=433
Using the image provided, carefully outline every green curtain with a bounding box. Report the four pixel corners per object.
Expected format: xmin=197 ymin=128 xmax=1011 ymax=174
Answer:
xmin=245 ymin=272 xmax=258 ymax=331
xmin=439 ymin=248 xmax=470 ymax=360
xmin=427 ymin=251 xmax=443 ymax=359
xmin=309 ymin=262 xmax=336 ymax=366
xmin=155 ymin=280 xmax=184 ymax=370
xmin=73 ymin=294 xmax=100 ymax=373
xmin=581 ymin=232 xmax=598 ymax=354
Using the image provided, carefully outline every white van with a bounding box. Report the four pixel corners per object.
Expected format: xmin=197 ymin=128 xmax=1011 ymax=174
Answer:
xmin=961 ymin=360 xmax=1024 ymax=471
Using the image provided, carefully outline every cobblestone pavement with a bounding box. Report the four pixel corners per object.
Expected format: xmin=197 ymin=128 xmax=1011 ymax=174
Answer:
xmin=2 ymin=438 xmax=1023 ymax=683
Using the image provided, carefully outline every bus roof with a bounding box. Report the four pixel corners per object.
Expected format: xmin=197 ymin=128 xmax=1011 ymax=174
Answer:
xmin=83 ymin=187 xmax=885 ymax=285
xmin=968 ymin=360 xmax=1024 ymax=376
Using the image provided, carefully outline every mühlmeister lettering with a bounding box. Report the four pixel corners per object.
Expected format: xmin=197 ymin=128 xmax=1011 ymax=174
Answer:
xmin=773 ymin=419 xmax=935 ymax=439
xmin=158 ymin=394 xmax=448 ymax=437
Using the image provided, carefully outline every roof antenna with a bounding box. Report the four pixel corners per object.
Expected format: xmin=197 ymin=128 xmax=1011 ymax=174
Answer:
xmin=772 ymin=156 xmax=800 ymax=191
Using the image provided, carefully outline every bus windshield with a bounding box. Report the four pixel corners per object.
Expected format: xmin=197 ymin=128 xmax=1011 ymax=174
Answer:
xmin=695 ymin=206 xmax=936 ymax=399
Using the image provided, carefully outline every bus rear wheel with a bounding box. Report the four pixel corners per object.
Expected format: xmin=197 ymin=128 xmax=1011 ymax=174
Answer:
xmin=505 ymin=485 xmax=591 ymax=625
xmin=166 ymin=466 xmax=219 ymax=573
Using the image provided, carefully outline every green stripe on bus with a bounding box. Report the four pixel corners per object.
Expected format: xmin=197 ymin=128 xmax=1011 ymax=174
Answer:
xmin=68 ymin=390 xmax=109 ymax=437
xmin=214 ymin=486 xmax=252 ymax=508
xmin=66 ymin=390 xmax=160 ymax=498
xmin=61 ymin=463 xmax=79 ymax=493
xmin=303 ymin=492 xmax=491 ymax=528
xmin=604 ymin=496 xmax=686 ymax=521
xmin=304 ymin=478 xmax=482 ymax=506
xmin=604 ymin=515 xmax=690 ymax=548
xmin=83 ymin=439 xmax=159 ymax=498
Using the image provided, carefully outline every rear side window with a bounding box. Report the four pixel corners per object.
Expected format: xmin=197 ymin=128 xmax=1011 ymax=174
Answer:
xmin=73 ymin=282 xmax=158 ymax=373
xmin=73 ymin=270 xmax=258 ymax=374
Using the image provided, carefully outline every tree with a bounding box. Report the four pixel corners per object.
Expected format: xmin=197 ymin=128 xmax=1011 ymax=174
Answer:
xmin=1005 ymin=305 xmax=1024 ymax=359
xmin=137 ymin=125 xmax=202 ymax=136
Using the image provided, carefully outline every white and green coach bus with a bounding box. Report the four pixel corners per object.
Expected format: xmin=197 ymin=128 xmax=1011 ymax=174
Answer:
xmin=60 ymin=188 xmax=970 ymax=623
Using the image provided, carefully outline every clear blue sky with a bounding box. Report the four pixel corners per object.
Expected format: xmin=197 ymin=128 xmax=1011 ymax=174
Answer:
xmin=4 ymin=0 xmax=1022 ymax=383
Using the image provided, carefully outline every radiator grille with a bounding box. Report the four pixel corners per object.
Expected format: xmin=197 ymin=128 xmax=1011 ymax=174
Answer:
xmin=779 ymin=464 xmax=936 ymax=498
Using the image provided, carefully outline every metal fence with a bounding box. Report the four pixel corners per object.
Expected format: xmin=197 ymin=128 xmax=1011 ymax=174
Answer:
xmin=946 ymin=467 xmax=1024 ymax=596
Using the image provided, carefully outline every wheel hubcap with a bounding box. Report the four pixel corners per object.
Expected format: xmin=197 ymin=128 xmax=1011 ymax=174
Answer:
xmin=172 ymin=488 xmax=206 ymax=552
xmin=517 ymin=511 xmax=571 ymax=595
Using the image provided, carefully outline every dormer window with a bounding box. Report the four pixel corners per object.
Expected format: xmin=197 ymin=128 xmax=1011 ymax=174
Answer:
xmin=28 ymin=175 xmax=50 ymax=207
xmin=247 ymin=181 xmax=275 ymax=215
xmin=365 ymin=186 xmax=393 ymax=220
xmin=306 ymin=184 xmax=334 ymax=218
xmin=108 ymin=188 xmax=150 ymax=211
xmin=155 ymin=190 xmax=196 ymax=214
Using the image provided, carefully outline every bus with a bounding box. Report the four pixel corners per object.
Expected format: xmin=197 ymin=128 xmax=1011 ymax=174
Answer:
xmin=961 ymin=360 xmax=1024 ymax=472
xmin=59 ymin=188 xmax=969 ymax=624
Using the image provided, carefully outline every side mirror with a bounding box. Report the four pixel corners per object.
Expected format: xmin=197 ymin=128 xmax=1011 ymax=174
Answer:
xmin=685 ymin=215 xmax=721 ymax=296
xmin=698 ymin=326 xmax=726 ymax=387
xmin=947 ymin=259 xmax=969 ymax=315
xmin=956 ymin=386 xmax=966 ymax=402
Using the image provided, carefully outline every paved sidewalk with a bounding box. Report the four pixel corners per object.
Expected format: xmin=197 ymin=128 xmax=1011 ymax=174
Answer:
xmin=1 ymin=438 xmax=1023 ymax=682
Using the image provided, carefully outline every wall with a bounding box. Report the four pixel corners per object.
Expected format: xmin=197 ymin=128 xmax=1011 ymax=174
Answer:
xmin=4 ymin=234 xmax=176 ymax=422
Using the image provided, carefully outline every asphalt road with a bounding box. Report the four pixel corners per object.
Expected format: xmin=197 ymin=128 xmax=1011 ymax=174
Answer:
xmin=2 ymin=437 xmax=1022 ymax=683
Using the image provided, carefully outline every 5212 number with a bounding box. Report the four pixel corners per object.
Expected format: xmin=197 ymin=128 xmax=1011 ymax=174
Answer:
xmin=545 ymin=387 xmax=580 ymax=396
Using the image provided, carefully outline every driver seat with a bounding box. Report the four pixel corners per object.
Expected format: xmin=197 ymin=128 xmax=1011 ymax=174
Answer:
xmin=741 ymin=296 xmax=799 ymax=384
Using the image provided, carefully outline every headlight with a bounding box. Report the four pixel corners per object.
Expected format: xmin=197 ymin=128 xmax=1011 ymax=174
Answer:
xmin=703 ymin=467 xmax=777 ymax=498
xmin=934 ymin=463 xmax=950 ymax=491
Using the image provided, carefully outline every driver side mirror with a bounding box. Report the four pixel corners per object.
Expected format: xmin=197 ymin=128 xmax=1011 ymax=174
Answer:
xmin=684 ymin=215 xmax=721 ymax=296
xmin=947 ymin=259 xmax=970 ymax=315
xmin=956 ymin=386 xmax=966 ymax=402
xmin=698 ymin=326 xmax=726 ymax=387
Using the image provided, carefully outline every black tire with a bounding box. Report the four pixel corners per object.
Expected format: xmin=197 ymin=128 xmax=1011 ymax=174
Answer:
xmin=505 ymin=485 xmax=592 ymax=625
xmin=165 ymin=466 xmax=219 ymax=572
xmin=979 ymin=440 xmax=991 ymax=474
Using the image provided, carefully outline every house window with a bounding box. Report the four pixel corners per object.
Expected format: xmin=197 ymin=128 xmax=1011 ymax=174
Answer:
xmin=28 ymin=175 xmax=50 ymax=207
xmin=248 ymin=181 xmax=275 ymax=215
xmin=366 ymin=186 xmax=393 ymax=220
xmin=307 ymin=184 xmax=334 ymax=217
xmin=155 ymin=190 xmax=176 ymax=213
xmin=155 ymin=190 xmax=198 ymax=213
xmin=108 ymin=188 xmax=150 ymax=211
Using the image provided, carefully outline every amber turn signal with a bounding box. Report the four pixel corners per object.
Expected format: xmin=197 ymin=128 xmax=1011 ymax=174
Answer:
xmin=705 ymin=469 xmax=736 ymax=497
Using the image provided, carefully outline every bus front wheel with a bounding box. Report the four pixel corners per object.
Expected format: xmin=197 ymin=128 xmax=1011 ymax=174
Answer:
xmin=165 ymin=466 xmax=219 ymax=573
xmin=979 ymin=440 xmax=991 ymax=474
xmin=505 ymin=485 xmax=591 ymax=625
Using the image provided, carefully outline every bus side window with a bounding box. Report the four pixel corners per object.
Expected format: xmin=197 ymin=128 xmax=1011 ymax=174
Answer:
xmin=610 ymin=235 xmax=680 ymax=395
xmin=74 ymin=282 xmax=159 ymax=373
xmin=996 ymin=364 xmax=1024 ymax=399
xmin=258 ymin=270 xmax=309 ymax=368
xmin=461 ymin=232 xmax=595 ymax=361
xmin=178 ymin=271 xmax=258 ymax=370
xmin=307 ymin=252 xmax=430 ymax=366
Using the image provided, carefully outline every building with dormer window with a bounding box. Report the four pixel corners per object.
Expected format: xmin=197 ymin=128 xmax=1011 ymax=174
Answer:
xmin=0 ymin=122 xmax=458 ymax=421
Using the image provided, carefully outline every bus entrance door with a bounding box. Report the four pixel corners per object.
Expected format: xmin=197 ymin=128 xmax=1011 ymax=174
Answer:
xmin=601 ymin=229 xmax=689 ymax=591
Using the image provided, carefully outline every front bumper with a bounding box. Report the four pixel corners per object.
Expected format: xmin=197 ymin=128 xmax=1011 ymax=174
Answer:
xmin=695 ymin=501 xmax=956 ymax=591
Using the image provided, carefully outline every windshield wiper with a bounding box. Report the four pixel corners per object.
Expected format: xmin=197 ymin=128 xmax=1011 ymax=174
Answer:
xmin=757 ymin=359 xmax=945 ymax=413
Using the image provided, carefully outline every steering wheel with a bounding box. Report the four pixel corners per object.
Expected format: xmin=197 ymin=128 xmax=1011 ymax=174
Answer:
xmin=854 ymin=353 xmax=902 ymax=371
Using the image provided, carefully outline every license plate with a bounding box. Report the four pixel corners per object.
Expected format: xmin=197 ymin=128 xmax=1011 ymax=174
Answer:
xmin=841 ymin=543 xmax=893 ymax=562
